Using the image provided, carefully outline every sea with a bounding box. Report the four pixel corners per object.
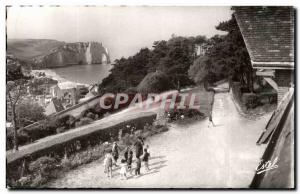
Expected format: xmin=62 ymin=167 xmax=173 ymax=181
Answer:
xmin=33 ymin=64 xmax=112 ymax=86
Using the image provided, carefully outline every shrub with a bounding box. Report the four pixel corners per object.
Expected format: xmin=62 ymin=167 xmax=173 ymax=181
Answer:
xmin=244 ymin=93 xmax=262 ymax=109
xmin=29 ymin=156 xmax=58 ymax=173
xmin=28 ymin=156 xmax=59 ymax=186
xmin=167 ymin=109 xmax=205 ymax=123
xmin=75 ymin=117 xmax=94 ymax=128
xmin=56 ymin=127 xmax=67 ymax=134
xmin=137 ymin=71 xmax=175 ymax=94
xmin=30 ymin=174 xmax=47 ymax=187
xmin=60 ymin=157 xmax=72 ymax=170
xmin=16 ymin=176 xmax=32 ymax=187
xmin=86 ymin=112 xmax=95 ymax=120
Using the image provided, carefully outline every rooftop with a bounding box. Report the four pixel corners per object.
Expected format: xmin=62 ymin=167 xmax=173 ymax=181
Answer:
xmin=233 ymin=6 xmax=294 ymax=69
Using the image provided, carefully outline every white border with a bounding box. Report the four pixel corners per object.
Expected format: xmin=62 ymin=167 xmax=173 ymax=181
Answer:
xmin=1 ymin=1 xmax=299 ymax=194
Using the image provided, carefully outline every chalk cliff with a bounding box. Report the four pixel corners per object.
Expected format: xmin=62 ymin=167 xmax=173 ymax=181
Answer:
xmin=33 ymin=42 xmax=110 ymax=68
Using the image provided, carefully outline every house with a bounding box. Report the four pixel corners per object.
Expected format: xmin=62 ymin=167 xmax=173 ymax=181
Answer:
xmin=194 ymin=43 xmax=209 ymax=57
xmin=45 ymin=98 xmax=65 ymax=116
xmin=233 ymin=6 xmax=294 ymax=104
xmin=234 ymin=6 xmax=295 ymax=188
xmin=50 ymin=82 xmax=79 ymax=108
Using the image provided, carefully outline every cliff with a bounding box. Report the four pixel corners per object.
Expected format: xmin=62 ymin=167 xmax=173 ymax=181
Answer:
xmin=7 ymin=39 xmax=110 ymax=69
xmin=33 ymin=42 xmax=110 ymax=68
xmin=7 ymin=39 xmax=65 ymax=63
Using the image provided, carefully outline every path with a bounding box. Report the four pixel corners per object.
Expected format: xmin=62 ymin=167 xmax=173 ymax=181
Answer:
xmin=48 ymin=92 xmax=271 ymax=188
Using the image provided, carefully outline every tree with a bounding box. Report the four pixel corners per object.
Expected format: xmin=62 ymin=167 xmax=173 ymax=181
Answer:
xmin=137 ymin=71 xmax=175 ymax=93
xmin=6 ymin=57 xmax=31 ymax=152
xmin=98 ymin=35 xmax=205 ymax=95
xmin=188 ymin=14 xmax=253 ymax=90
xmin=16 ymin=101 xmax=46 ymax=127
xmin=188 ymin=56 xmax=210 ymax=84
xmin=7 ymin=80 xmax=27 ymax=152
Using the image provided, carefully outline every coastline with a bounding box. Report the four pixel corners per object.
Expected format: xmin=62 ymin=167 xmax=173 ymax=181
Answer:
xmin=31 ymin=69 xmax=90 ymax=88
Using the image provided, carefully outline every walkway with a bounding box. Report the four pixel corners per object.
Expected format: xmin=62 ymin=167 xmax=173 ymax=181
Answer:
xmin=48 ymin=92 xmax=271 ymax=188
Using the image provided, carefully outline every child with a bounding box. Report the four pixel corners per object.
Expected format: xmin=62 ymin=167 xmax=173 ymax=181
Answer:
xmin=112 ymin=142 xmax=119 ymax=166
xmin=142 ymin=148 xmax=150 ymax=171
xmin=119 ymin=159 xmax=127 ymax=180
xmin=134 ymin=157 xmax=141 ymax=177
xmin=104 ymin=150 xmax=113 ymax=178
xmin=127 ymin=150 xmax=133 ymax=174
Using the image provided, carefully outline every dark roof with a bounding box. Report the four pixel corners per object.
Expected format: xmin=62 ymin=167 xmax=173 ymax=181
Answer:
xmin=233 ymin=6 xmax=294 ymax=69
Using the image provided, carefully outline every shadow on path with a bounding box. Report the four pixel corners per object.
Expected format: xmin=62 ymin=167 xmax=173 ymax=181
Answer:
xmin=113 ymin=156 xmax=168 ymax=180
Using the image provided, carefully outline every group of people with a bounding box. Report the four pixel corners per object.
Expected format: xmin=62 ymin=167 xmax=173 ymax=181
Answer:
xmin=103 ymin=137 xmax=150 ymax=180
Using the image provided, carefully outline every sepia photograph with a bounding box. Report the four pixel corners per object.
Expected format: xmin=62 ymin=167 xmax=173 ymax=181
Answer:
xmin=5 ymin=5 xmax=295 ymax=189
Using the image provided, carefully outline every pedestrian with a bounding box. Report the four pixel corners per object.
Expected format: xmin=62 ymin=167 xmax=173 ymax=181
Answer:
xmin=142 ymin=148 xmax=150 ymax=171
xmin=112 ymin=142 xmax=119 ymax=166
xmin=208 ymin=111 xmax=215 ymax=128
xmin=119 ymin=159 xmax=128 ymax=180
xmin=124 ymin=146 xmax=130 ymax=161
xmin=103 ymin=149 xmax=113 ymax=178
xmin=134 ymin=137 xmax=144 ymax=159
xmin=127 ymin=150 xmax=133 ymax=174
xmin=134 ymin=157 xmax=141 ymax=177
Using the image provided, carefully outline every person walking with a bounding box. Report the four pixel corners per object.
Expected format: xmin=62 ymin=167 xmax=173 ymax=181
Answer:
xmin=124 ymin=146 xmax=130 ymax=161
xmin=208 ymin=111 xmax=215 ymax=127
xmin=142 ymin=148 xmax=150 ymax=171
xmin=134 ymin=137 xmax=144 ymax=159
xmin=103 ymin=150 xmax=113 ymax=178
xmin=127 ymin=150 xmax=133 ymax=174
xmin=112 ymin=142 xmax=119 ymax=166
xmin=134 ymin=157 xmax=141 ymax=177
xmin=119 ymin=159 xmax=128 ymax=180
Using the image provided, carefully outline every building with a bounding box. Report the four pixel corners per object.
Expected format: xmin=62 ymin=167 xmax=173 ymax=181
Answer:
xmin=45 ymin=98 xmax=65 ymax=116
xmin=234 ymin=6 xmax=295 ymax=188
xmin=234 ymin=6 xmax=294 ymax=104
xmin=50 ymin=82 xmax=79 ymax=108
xmin=194 ymin=43 xmax=209 ymax=57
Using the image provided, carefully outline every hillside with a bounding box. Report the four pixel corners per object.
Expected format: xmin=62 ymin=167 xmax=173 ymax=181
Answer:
xmin=7 ymin=39 xmax=110 ymax=69
xmin=7 ymin=39 xmax=65 ymax=62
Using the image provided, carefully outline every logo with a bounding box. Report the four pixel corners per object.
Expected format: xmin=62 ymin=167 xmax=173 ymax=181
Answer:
xmin=256 ymin=157 xmax=279 ymax=174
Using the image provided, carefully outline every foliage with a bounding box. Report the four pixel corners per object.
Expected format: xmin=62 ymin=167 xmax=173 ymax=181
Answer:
xmin=29 ymin=156 xmax=59 ymax=176
xmin=243 ymin=93 xmax=263 ymax=109
xmin=98 ymin=35 xmax=200 ymax=95
xmin=188 ymin=14 xmax=253 ymax=89
xmin=6 ymin=57 xmax=32 ymax=151
xmin=28 ymin=156 xmax=59 ymax=187
xmin=137 ymin=71 xmax=175 ymax=93
xmin=15 ymin=100 xmax=46 ymax=127
xmin=75 ymin=117 xmax=94 ymax=128
xmin=166 ymin=109 xmax=205 ymax=124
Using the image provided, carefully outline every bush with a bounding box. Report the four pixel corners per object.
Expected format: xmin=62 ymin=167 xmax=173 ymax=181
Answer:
xmin=137 ymin=71 xmax=175 ymax=94
xmin=167 ymin=109 xmax=205 ymax=122
xmin=60 ymin=157 xmax=72 ymax=170
xmin=244 ymin=93 xmax=262 ymax=109
xmin=6 ymin=128 xmax=31 ymax=150
xmin=16 ymin=176 xmax=32 ymax=187
xmin=86 ymin=112 xmax=95 ymax=120
xmin=75 ymin=117 xmax=94 ymax=128
xmin=30 ymin=174 xmax=47 ymax=187
xmin=56 ymin=127 xmax=67 ymax=134
xmin=28 ymin=156 xmax=59 ymax=185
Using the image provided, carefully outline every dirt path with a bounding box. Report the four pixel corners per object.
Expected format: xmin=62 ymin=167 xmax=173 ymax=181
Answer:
xmin=48 ymin=92 xmax=271 ymax=188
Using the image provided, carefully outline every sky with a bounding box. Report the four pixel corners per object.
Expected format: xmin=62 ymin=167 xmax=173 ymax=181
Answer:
xmin=7 ymin=6 xmax=232 ymax=60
